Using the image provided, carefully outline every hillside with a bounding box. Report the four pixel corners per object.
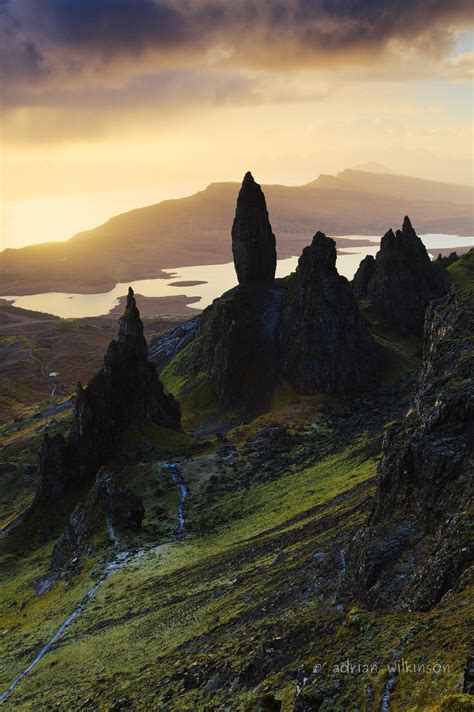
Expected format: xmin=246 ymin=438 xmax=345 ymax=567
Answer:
xmin=0 ymin=173 xmax=472 ymax=709
xmin=0 ymin=245 xmax=472 ymax=710
xmin=1 ymin=169 xmax=472 ymax=296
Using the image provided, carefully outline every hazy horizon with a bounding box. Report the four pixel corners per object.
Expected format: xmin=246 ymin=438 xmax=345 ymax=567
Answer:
xmin=1 ymin=2 xmax=472 ymax=251
xmin=2 ymin=159 xmax=474 ymax=252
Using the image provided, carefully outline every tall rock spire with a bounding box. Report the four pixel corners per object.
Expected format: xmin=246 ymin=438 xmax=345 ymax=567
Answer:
xmin=231 ymin=172 xmax=277 ymax=284
xmin=116 ymin=287 xmax=146 ymax=349
xmin=36 ymin=288 xmax=181 ymax=503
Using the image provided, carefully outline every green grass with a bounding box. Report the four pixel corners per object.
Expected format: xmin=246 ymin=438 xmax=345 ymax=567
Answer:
xmin=0 ymin=439 xmax=376 ymax=708
xmin=0 ymin=426 xmax=471 ymax=711
xmin=160 ymin=343 xmax=221 ymax=429
xmin=115 ymin=421 xmax=197 ymax=461
xmin=448 ymin=249 xmax=474 ymax=293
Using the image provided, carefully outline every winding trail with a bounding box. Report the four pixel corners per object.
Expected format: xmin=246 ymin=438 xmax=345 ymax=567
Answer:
xmin=0 ymin=461 xmax=189 ymax=705
xmin=0 ymin=553 xmax=129 ymax=705
xmin=27 ymin=338 xmax=47 ymax=379
xmin=26 ymin=338 xmax=58 ymax=397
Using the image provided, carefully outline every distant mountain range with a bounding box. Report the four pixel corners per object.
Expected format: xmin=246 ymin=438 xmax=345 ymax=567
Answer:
xmin=1 ymin=169 xmax=472 ymax=295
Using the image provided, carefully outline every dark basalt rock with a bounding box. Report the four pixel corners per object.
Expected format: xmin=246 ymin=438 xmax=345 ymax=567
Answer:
xmin=436 ymin=251 xmax=459 ymax=269
xmin=232 ymin=172 xmax=277 ymax=284
xmin=37 ymin=288 xmax=180 ymax=502
xmin=93 ymin=470 xmax=144 ymax=531
xmin=36 ymin=433 xmax=70 ymax=503
xmin=346 ymin=284 xmax=474 ymax=611
xmin=278 ymin=232 xmax=380 ymax=394
xmin=351 ymin=254 xmax=375 ymax=300
xmin=191 ymin=284 xmax=285 ymax=410
xmin=51 ymin=470 xmax=144 ymax=569
xmin=179 ymin=184 xmax=383 ymax=407
xmin=352 ymin=216 xmax=447 ymax=335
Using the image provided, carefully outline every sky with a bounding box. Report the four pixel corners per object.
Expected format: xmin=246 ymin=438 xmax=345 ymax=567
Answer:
xmin=0 ymin=0 xmax=473 ymax=250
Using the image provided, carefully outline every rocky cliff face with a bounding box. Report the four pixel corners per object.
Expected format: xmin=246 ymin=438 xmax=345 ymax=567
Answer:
xmin=36 ymin=433 xmax=71 ymax=503
xmin=352 ymin=216 xmax=447 ymax=335
xmin=51 ymin=470 xmax=144 ymax=570
xmin=37 ymin=288 xmax=180 ymax=502
xmin=351 ymin=254 xmax=375 ymax=300
xmin=191 ymin=284 xmax=285 ymax=409
xmin=278 ymin=232 xmax=380 ymax=394
xmin=232 ymin=172 xmax=277 ymax=284
xmin=346 ymin=285 xmax=474 ymax=610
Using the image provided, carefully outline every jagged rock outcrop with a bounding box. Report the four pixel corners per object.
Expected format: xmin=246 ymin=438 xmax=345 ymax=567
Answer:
xmin=346 ymin=284 xmax=474 ymax=611
xmin=352 ymin=216 xmax=447 ymax=335
xmin=36 ymin=433 xmax=70 ymax=503
xmin=51 ymin=470 xmax=144 ymax=569
xmin=232 ymin=172 xmax=276 ymax=284
xmin=351 ymin=254 xmax=375 ymax=300
xmin=278 ymin=232 xmax=380 ymax=394
xmin=191 ymin=284 xmax=285 ymax=409
xmin=436 ymin=251 xmax=459 ymax=269
xmin=37 ymin=288 xmax=180 ymax=502
xmin=167 ymin=179 xmax=384 ymax=407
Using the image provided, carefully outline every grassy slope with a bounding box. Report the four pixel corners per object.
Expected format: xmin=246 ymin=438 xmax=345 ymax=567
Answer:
xmin=1 ymin=429 xmax=471 ymax=711
xmin=1 ymin=442 xmax=376 ymax=710
xmin=0 ymin=253 xmax=472 ymax=711
xmin=448 ymin=249 xmax=474 ymax=299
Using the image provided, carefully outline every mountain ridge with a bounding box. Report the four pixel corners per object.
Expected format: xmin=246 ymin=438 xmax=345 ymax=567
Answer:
xmin=1 ymin=169 xmax=472 ymax=297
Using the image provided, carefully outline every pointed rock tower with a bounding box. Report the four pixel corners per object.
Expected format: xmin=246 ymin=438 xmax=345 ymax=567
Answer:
xmin=189 ymin=173 xmax=283 ymax=409
xmin=232 ymin=172 xmax=277 ymax=284
xmin=352 ymin=216 xmax=447 ymax=335
xmin=36 ymin=288 xmax=180 ymax=503
xmin=278 ymin=232 xmax=380 ymax=394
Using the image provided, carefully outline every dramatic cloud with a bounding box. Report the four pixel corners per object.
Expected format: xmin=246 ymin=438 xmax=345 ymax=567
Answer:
xmin=1 ymin=0 xmax=472 ymax=106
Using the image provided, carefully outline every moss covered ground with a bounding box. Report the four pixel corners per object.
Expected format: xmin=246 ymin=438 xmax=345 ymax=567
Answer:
xmin=0 ymin=255 xmax=472 ymax=710
xmin=1 ymin=394 xmax=471 ymax=711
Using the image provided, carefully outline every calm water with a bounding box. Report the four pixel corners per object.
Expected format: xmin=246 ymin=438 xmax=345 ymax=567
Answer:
xmin=3 ymin=234 xmax=472 ymax=318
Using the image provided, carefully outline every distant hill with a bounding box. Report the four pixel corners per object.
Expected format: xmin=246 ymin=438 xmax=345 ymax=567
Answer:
xmin=1 ymin=169 xmax=472 ymax=295
xmin=351 ymin=162 xmax=395 ymax=174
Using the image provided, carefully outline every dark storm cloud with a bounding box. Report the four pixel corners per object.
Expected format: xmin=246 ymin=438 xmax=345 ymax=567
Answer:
xmin=1 ymin=0 xmax=472 ymax=106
